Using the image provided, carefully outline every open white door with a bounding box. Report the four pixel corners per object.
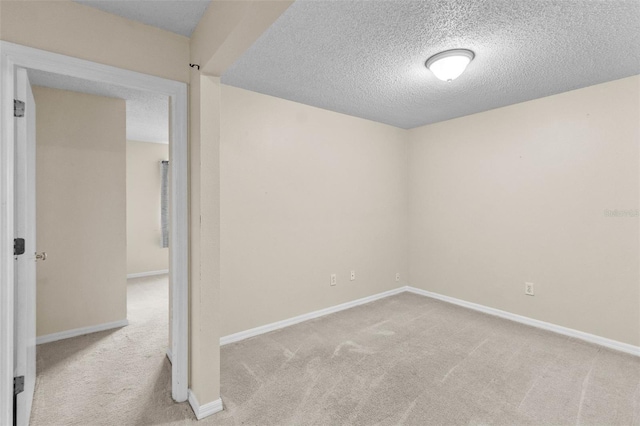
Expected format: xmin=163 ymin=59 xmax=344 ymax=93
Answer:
xmin=13 ymin=67 xmax=36 ymax=426
xmin=1 ymin=45 xmax=190 ymax=423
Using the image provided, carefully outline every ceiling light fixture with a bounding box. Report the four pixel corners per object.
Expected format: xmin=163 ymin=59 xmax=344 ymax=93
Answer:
xmin=426 ymin=49 xmax=475 ymax=82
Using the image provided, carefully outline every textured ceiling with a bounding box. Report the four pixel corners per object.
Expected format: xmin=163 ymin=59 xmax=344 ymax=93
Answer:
xmin=29 ymin=69 xmax=169 ymax=144
xmin=222 ymin=0 xmax=640 ymax=129
xmin=74 ymin=0 xmax=211 ymax=37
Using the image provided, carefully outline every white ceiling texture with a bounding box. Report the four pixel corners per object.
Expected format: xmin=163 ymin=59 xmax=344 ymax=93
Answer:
xmin=74 ymin=0 xmax=211 ymax=37
xmin=222 ymin=0 xmax=640 ymax=129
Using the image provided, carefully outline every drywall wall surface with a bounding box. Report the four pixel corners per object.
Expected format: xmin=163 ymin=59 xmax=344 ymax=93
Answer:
xmin=34 ymin=86 xmax=127 ymax=336
xmin=189 ymin=0 xmax=293 ymax=75
xmin=408 ymin=75 xmax=640 ymax=346
xmin=126 ymin=140 xmax=169 ymax=275
xmin=188 ymin=1 xmax=292 ymax=407
xmin=0 ymin=0 xmax=189 ymax=83
xmin=220 ymin=84 xmax=409 ymax=336
xmin=189 ymin=73 xmax=222 ymax=405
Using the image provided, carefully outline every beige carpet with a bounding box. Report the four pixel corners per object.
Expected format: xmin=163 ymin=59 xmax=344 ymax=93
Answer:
xmin=31 ymin=277 xmax=640 ymax=425
xmin=31 ymin=275 xmax=194 ymax=425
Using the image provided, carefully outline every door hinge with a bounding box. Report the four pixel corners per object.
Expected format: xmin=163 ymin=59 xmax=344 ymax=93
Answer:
xmin=14 ymin=238 xmax=25 ymax=256
xmin=14 ymin=376 xmax=24 ymax=395
xmin=14 ymin=100 xmax=25 ymax=118
xmin=13 ymin=376 xmax=24 ymax=426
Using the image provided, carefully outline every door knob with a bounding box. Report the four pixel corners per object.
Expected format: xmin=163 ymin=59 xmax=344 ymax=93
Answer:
xmin=35 ymin=252 xmax=47 ymax=261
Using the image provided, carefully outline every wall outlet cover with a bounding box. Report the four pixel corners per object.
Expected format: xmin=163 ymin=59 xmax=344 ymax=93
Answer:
xmin=525 ymin=282 xmax=534 ymax=296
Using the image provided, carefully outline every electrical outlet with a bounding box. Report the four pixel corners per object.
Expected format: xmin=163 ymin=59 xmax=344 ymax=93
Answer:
xmin=525 ymin=282 xmax=534 ymax=296
xmin=350 ymin=270 xmax=356 ymax=281
xmin=395 ymin=273 xmax=400 ymax=282
xmin=330 ymin=274 xmax=337 ymax=286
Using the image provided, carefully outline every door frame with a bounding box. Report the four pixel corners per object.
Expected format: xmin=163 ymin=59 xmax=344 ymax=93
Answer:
xmin=0 ymin=41 xmax=189 ymax=424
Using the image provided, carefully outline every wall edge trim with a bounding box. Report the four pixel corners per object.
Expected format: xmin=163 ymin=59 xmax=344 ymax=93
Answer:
xmin=220 ymin=286 xmax=407 ymax=346
xmin=220 ymin=284 xmax=639 ymax=357
xmin=126 ymin=269 xmax=169 ymax=279
xmin=36 ymin=319 xmax=129 ymax=345
xmin=406 ymin=286 xmax=640 ymax=357
xmin=188 ymin=390 xmax=223 ymax=420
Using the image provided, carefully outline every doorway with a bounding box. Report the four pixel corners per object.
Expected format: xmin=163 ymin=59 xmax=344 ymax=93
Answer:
xmin=0 ymin=41 xmax=189 ymax=426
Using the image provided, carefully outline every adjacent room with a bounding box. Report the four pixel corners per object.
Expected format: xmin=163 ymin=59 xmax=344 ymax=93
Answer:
xmin=1 ymin=0 xmax=638 ymax=425
xmin=20 ymin=70 xmax=174 ymax=424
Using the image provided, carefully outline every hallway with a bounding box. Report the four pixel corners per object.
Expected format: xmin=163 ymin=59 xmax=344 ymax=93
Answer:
xmin=30 ymin=275 xmax=193 ymax=425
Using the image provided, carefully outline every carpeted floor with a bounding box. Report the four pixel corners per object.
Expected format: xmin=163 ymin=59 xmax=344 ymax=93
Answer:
xmin=31 ymin=277 xmax=640 ymax=425
xmin=30 ymin=275 xmax=193 ymax=425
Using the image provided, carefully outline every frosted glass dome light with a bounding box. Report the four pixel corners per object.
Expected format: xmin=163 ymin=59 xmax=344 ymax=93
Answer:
xmin=426 ymin=49 xmax=475 ymax=82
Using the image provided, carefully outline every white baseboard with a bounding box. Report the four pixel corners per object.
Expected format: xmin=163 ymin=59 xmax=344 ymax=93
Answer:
xmin=188 ymin=390 xmax=223 ymax=420
xmin=127 ymin=269 xmax=169 ymax=279
xmin=219 ymin=284 xmax=639 ymax=358
xmin=220 ymin=287 xmax=406 ymax=346
xmin=36 ymin=319 xmax=129 ymax=345
xmin=405 ymin=286 xmax=640 ymax=357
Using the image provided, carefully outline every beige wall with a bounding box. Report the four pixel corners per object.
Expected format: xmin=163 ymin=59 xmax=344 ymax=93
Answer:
xmin=408 ymin=76 xmax=640 ymax=346
xmin=220 ymin=85 xmax=409 ymax=336
xmin=188 ymin=74 xmax=222 ymax=405
xmin=188 ymin=2 xmax=292 ymax=405
xmin=126 ymin=140 xmax=169 ymax=275
xmin=9 ymin=0 xmax=637 ymax=408
xmin=190 ymin=1 xmax=293 ymax=75
xmin=1 ymin=0 xmax=293 ymax=405
xmin=0 ymin=0 xmax=189 ymax=83
xmin=3 ymin=0 xmax=291 ymax=406
xmin=34 ymin=86 xmax=127 ymax=336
